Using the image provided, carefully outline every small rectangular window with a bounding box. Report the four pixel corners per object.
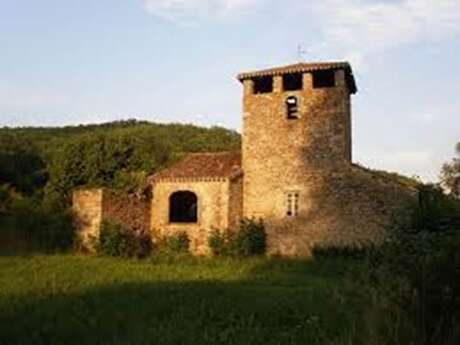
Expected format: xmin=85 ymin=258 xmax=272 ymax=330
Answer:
xmin=253 ymin=76 xmax=273 ymax=94
xmin=313 ymin=70 xmax=335 ymax=88
xmin=283 ymin=73 xmax=303 ymax=91
xmin=285 ymin=191 xmax=299 ymax=217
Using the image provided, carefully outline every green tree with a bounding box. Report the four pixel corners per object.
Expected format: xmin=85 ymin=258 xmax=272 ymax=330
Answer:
xmin=1 ymin=120 xmax=240 ymax=207
xmin=441 ymin=142 xmax=460 ymax=197
xmin=0 ymin=133 xmax=47 ymax=195
xmin=46 ymin=130 xmax=173 ymax=202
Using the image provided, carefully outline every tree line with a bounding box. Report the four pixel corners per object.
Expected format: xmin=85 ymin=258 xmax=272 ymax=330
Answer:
xmin=0 ymin=120 xmax=240 ymax=252
xmin=0 ymin=120 xmax=240 ymax=209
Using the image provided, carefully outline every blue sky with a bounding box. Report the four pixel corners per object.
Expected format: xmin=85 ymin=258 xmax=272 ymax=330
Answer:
xmin=1 ymin=0 xmax=459 ymax=181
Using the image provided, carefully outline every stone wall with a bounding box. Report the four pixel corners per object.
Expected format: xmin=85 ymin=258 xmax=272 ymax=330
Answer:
xmin=72 ymin=189 xmax=103 ymax=251
xmin=228 ymin=175 xmax=243 ymax=229
xmin=102 ymin=190 xmax=151 ymax=235
xmin=264 ymin=165 xmax=417 ymax=256
xmin=150 ymin=179 xmax=231 ymax=255
xmin=73 ymin=170 xmax=416 ymax=257
xmin=72 ymin=188 xmax=151 ymax=252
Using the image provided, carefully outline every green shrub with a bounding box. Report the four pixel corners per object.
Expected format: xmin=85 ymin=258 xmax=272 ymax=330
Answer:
xmin=235 ymin=218 xmax=266 ymax=256
xmin=208 ymin=218 xmax=266 ymax=257
xmin=208 ymin=229 xmax=225 ymax=256
xmin=208 ymin=229 xmax=236 ymax=256
xmin=164 ymin=232 xmax=190 ymax=253
xmin=413 ymin=184 xmax=460 ymax=232
xmin=8 ymin=198 xmax=75 ymax=252
xmin=97 ymin=220 xmax=151 ymax=258
xmin=0 ymin=184 xmax=10 ymax=213
xmin=340 ymin=225 xmax=460 ymax=345
xmin=307 ymin=188 xmax=460 ymax=344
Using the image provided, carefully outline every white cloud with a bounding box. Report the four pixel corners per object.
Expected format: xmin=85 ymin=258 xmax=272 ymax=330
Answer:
xmin=143 ymin=0 xmax=460 ymax=62
xmin=143 ymin=0 xmax=259 ymax=24
xmin=307 ymin=0 xmax=460 ymax=65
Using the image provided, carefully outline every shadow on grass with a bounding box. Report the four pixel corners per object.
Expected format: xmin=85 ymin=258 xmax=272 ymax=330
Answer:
xmin=0 ymin=224 xmax=37 ymax=256
xmin=0 ymin=259 xmax=359 ymax=345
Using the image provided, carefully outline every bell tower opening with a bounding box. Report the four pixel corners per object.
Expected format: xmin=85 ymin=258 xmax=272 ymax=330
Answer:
xmin=283 ymin=73 xmax=303 ymax=91
xmin=253 ymin=76 xmax=273 ymax=94
xmin=313 ymin=70 xmax=336 ymax=88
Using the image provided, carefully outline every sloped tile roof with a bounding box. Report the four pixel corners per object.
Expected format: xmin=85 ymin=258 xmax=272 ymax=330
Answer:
xmin=148 ymin=152 xmax=242 ymax=182
xmin=237 ymin=61 xmax=357 ymax=94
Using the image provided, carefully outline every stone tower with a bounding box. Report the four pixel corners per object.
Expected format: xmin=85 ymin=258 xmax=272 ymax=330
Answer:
xmin=237 ymin=62 xmax=357 ymax=220
xmin=73 ymin=61 xmax=415 ymax=257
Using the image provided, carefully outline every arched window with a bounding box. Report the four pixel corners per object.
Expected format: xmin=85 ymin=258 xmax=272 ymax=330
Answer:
xmin=286 ymin=96 xmax=299 ymax=119
xmin=169 ymin=191 xmax=198 ymax=223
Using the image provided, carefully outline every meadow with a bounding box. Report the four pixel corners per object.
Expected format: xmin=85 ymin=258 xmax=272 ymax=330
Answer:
xmin=0 ymin=254 xmax=360 ymax=345
xmin=1 ymin=123 xmax=458 ymax=345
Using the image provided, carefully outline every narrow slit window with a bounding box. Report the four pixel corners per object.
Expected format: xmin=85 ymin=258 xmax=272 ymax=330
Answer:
xmin=286 ymin=96 xmax=299 ymax=119
xmin=283 ymin=73 xmax=303 ymax=91
xmin=312 ymin=70 xmax=336 ymax=88
xmin=253 ymin=76 xmax=273 ymax=94
xmin=285 ymin=192 xmax=300 ymax=217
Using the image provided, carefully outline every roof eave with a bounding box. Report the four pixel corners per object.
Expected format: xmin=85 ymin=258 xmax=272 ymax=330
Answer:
xmin=237 ymin=62 xmax=357 ymax=94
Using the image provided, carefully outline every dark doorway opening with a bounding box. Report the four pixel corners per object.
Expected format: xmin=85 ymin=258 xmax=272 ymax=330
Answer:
xmin=169 ymin=191 xmax=198 ymax=223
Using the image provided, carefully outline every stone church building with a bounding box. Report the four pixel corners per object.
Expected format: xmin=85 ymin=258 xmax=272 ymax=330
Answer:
xmin=73 ymin=62 xmax=415 ymax=256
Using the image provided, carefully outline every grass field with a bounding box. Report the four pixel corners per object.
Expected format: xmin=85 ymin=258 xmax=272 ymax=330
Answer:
xmin=0 ymin=254 xmax=362 ymax=345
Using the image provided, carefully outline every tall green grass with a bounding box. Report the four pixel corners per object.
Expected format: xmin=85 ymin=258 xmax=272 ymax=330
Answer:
xmin=0 ymin=255 xmax=358 ymax=345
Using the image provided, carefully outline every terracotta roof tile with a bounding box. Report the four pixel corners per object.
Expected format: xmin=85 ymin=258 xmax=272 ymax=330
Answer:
xmin=148 ymin=152 xmax=242 ymax=182
xmin=237 ymin=61 xmax=357 ymax=94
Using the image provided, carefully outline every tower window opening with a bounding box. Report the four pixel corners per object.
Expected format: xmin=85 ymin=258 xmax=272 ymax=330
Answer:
xmin=313 ymin=70 xmax=336 ymax=88
xmin=285 ymin=192 xmax=299 ymax=217
xmin=283 ymin=73 xmax=303 ymax=91
xmin=253 ymin=76 xmax=273 ymax=94
xmin=169 ymin=191 xmax=198 ymax=223
xmin=286 ymin=96 xmax=299 ymax=119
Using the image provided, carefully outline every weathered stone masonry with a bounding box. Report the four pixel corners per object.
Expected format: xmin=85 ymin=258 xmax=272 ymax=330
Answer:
xmin=73 ymin=61 xmax=417 ymax=256
xmin=149 ymin=152 xmax=243 ymax=255
xmin=73 ymin=188 xmax=150 ymax=250
xmin=237 ymin=62 xmax=415 ymax=256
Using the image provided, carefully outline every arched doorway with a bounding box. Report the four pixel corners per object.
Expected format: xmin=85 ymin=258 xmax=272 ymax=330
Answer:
xmin=169 ymin=191 xmax=198 ymax=223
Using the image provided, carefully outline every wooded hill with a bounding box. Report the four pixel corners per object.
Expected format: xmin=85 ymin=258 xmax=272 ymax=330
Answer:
xmin=0 ymin=120 xmax=241 ymax=208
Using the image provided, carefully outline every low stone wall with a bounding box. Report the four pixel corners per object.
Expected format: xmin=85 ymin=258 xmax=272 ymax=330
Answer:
xmin=72 ymin=189 xmax=103 ymax=251
xmin=102 ymin=190 xmax=151 ymax=235
xmin=72 ymin=188 xmax=151 ymax=251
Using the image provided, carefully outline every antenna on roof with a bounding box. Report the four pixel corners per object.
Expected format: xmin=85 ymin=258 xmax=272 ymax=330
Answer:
xmin=297 ymin=44 xmax=307 ymax=62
